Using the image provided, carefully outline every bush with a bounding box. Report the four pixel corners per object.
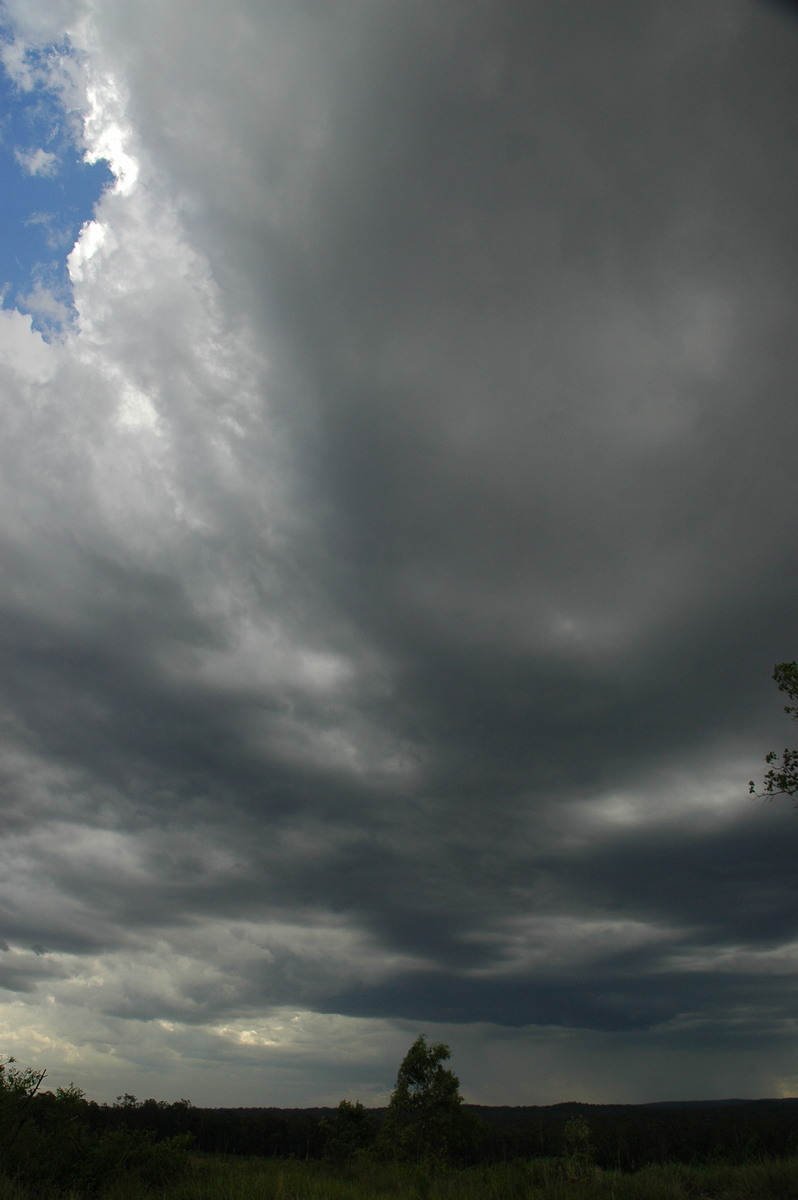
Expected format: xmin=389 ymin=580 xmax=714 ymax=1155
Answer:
xmin=0 ymin=1056 xmax=191 ymax=1196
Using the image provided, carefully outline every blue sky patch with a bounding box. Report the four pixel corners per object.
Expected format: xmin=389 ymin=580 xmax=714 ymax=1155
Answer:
xmin=0 ymin=35 xmax=113 ymax=337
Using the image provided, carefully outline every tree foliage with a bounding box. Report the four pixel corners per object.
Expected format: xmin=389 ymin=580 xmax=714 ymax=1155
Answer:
xmin=380 ymin=1035 xmax=475 ymax=1164
xmin=320 ymin=1099 xmax=377 ymax=1161
xmin=750 ymin=662 xmax=798 ymax=801
xmin=0 ymin=1056 xmax=191 ymax=1195
xmin=562 ymin=1114 xmax=595 ymax=1179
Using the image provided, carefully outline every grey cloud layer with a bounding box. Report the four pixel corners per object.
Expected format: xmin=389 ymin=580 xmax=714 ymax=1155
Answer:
xmin=0 ymin=0 xmax=797 ymax=1103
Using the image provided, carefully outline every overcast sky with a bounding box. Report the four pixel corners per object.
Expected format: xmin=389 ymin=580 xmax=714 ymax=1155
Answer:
xmin=0 ymin=0 xmax=797 ymax=1109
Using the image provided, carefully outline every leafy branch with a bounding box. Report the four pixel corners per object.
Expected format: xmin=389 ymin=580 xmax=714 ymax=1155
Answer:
xmin=749 ymin=662 xmax=798 ymax=802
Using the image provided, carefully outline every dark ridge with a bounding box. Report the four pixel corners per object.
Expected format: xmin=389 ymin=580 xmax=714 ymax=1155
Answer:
xmin=215 ymin=1097 xmax=798 ymax=1119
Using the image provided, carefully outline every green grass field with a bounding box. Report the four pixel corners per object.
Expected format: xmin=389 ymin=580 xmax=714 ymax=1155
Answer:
xmin=3 ymin=1153 xmax=798 ymax=1200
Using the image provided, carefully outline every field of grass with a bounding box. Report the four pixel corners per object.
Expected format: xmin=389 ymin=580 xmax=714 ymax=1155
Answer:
xmin=3 ymin=1152 xmax=798 ymax=1200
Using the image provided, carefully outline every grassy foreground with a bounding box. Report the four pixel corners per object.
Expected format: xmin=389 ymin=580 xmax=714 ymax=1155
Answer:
xmin=3 ymin=1153 xmax=798 ymax=1200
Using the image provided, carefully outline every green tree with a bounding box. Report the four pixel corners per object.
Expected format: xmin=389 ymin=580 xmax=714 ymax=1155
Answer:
xmin=380 ymin=1035 xmax=472 ymax=1164
xmin=562 ymin=1114 xmax=595 ymax=1179
xmin=320 ymin=1099 xmax=377 ymax=1161
xmin=750 ymin=662 xmax=798 ymax=801
xmin=0 ymin=1056 xmax=47 ymax=1157
xmin=0 ymin=1056 xmax=191 ymax=1194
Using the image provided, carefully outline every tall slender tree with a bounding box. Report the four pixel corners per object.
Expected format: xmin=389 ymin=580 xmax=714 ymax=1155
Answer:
xmin=381 ymin=1035 xmax=473 ymax=1163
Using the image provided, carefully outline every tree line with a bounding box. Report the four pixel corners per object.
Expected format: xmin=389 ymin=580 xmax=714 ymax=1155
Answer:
xmin=4 ymin=1037 xmax=798 ymax=1195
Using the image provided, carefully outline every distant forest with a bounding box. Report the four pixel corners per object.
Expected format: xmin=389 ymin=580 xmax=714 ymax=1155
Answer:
xmin=78 ymin=1094 xmax=798 ymax=1170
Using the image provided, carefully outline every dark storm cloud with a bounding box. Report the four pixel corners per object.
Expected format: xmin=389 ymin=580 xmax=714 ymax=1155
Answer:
xmin=328 ymin=961 xmax=798 ymax=1038
xmin=215 ymin=0 xmax=797 ymax=1041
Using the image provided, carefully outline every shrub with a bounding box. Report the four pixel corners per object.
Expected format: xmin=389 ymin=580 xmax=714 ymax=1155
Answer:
xmin=0 ymin=1056 xmax=191 ymax=1196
